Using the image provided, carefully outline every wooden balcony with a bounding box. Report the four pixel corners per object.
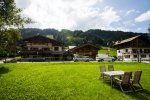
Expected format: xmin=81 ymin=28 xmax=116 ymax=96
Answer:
xmin=20 ymin=50 xmax=66 ymax=55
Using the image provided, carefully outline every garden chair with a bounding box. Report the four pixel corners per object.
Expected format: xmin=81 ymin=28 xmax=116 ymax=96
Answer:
xmin=114 ymin=72 xmax=133 ymax=93
xmin=99 ymin=65 xmax=106 ymax=80
xmin=108 ymin=65 xmax=121 ymax=79
xmin=108 ymin=65 xmax=114 ymax=71
xmin=130 ymin=71 xmax=143 ymax=92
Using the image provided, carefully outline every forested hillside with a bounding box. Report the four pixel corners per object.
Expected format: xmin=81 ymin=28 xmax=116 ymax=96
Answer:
xmin=21 ymin=28 xmax=148 ymax=47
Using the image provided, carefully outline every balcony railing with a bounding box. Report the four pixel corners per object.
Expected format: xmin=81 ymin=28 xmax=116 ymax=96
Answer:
xmin=21 ymin=50 xmax=65 ymax=54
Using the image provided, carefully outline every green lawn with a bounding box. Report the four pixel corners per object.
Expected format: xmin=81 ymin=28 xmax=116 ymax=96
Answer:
xmin=0 ymin=62 xmax=150 ymax=100
xmin=98 ymin=47 xmax=117 ymax=57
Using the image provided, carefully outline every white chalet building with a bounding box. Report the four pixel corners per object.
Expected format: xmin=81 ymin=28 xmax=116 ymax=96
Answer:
xmin=115 ymin=35 xmax=150 ymax=62
xmin=20 ymin=35 xmax=69 ymax=61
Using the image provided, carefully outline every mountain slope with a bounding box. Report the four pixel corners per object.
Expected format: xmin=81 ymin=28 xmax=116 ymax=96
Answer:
xmin=20 ymin=28 xmax=148 ymax=47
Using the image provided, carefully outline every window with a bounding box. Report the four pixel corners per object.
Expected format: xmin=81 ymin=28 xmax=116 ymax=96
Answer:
xmin=140 ymin=49 xmax=143 ymax=53
xmin=148 ymin=49 xmax=150 ymax=53
xmin=43 ymin=48 xmax=49 ymax=51
xmin=54 ymin=47 xmax=59 ymax=51
xmin=144 ymin=49 xmax=150 ymax=53
xmin=31 ymin=48 xmax=38 ymax=50
xmin=141 ymin=55 xmax=146 ymax=58
xmin=144 ymin=49 xmax=147 ymax=53
xmin=118 ymin=50 xmax=120 ymax=53
xmin=125 ymin=49 xmax=128 ymax=52
xmin=125 ymin=55 xmax=130 ymax=58
xmin=132 ymin=49 xmax=137 ymax=53
xmin=133 ymin=55 xmax=137 ymax=58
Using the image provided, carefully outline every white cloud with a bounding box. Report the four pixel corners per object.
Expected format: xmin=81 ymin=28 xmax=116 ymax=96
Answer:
xmin=15 ymin=0 xmax=121 ymax=31
xmin=126 ymin=9 xmax=135 ymax=15
xmin=135 ymin=11 xmax=150 ymax=22
xmin=15 ymin=0 xmax=103 ymax=30
xmin=126 ymin=9 xmax=140 ymax=15
xmin=15 ymin=0 xmax=31 ymax=9
xmin=122 ymin=20 xmax=135 ymax=27
xmin=72 ymin=6 xmax=121 ymax=30
xmin=100 ymin=7 xmax=120 ymax=26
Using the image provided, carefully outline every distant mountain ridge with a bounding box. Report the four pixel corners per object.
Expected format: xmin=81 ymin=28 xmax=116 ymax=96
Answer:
xmin=20 ymin=28 xmax=148 ymax=47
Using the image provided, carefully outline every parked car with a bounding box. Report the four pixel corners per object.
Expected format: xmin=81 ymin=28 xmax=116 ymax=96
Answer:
xmin=3 ymin=59 xmax=17 ymax=63
xmin=73 ymin=55 xmax=93 ymax=62
xmin=96 ymin=54 xmax=115 ymax=62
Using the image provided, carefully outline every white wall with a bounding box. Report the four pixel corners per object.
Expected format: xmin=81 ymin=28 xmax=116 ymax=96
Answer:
xmin=117 ymin=48 xmax=150 ymax=61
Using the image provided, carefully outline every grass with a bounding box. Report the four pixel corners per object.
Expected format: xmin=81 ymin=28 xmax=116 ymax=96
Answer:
xmin=0 ymin=62 xmax=150 ymax=100
xmin=98 ymin=47 xmax=117 ymax=57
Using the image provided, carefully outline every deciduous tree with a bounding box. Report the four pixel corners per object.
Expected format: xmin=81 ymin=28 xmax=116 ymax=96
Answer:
xmin=0 ymin=0 xmax=31 ymax=58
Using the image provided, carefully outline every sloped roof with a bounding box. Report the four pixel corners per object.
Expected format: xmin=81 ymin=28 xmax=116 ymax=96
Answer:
xmin=115 ymin=35 xmax=141 ymax=45
xmin=69 ymin=44 xmax=100 ymax=52
xmin=22 ymin=35 xmax=63 ymax=46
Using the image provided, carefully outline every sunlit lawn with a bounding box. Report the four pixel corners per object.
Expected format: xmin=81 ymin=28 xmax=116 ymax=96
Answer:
xmin=98 ymin=47 xmax=117 ymax=56
xmin=0 ymin=62 xmax=150 ymax=100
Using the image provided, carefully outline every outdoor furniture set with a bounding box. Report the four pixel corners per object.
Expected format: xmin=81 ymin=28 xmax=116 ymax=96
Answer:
xmin=100 ymin=65 xmax=143 ymax=93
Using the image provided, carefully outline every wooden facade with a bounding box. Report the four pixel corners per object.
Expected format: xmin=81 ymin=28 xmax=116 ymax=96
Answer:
xmin=115 ymin=35 xmax=150 ymax=62
xmin=20 ymin=35 xmax=70 ymax=61
xmin=115 ymin=35 xmax=150 ymax=49
xmin=68 ymin=44 xmax=100 ymax=59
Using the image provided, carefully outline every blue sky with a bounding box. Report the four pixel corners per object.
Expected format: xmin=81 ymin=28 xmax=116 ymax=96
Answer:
xmin=15 ymin=0 xmax=150 ymax=33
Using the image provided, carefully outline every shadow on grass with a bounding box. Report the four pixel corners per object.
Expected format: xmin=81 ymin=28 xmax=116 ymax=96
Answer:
xmin=0 ymin=67 xmax=10 ymax=76
xmin=128 ymin=89 xmax=150 ymax=100
xmin=101 ymin=80 xmax=150 ymax=100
